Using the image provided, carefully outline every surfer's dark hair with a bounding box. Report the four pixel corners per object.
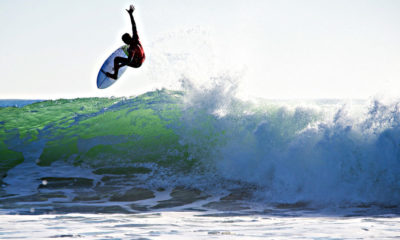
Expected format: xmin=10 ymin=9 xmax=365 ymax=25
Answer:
xmin=122 ymin=33 xmax=131 ymax=44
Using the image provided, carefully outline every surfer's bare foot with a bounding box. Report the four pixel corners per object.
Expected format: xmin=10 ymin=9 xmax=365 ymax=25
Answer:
xmin=105 ymin=72 xmax=117 ymax=80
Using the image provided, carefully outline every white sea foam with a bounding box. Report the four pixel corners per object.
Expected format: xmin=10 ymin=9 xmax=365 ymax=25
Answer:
xmin=0 ymin=212 xmax=399 ymax=239
xmin=176 ymin=73 xmax=400 ymax=206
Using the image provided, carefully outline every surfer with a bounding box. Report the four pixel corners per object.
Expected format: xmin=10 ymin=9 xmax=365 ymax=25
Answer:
xmin=105 ymin=5 xmax=145 ymax=80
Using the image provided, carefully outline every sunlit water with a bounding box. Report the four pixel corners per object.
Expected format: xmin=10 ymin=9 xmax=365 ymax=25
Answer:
xmin=1 ymin=211 xmax=400 ymax=240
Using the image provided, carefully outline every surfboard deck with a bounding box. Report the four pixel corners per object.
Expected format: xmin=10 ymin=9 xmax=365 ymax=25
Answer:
xmin=97 ymin=46 xmax=129 ymax=89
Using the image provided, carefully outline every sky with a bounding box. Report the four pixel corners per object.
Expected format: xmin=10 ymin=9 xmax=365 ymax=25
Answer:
xmin=1 ymin=0 xmax=400 ymax=100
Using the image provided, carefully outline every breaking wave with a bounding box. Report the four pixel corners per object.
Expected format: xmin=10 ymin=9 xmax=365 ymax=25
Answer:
xmin=1 ymin=79 xmax=400 ymax=207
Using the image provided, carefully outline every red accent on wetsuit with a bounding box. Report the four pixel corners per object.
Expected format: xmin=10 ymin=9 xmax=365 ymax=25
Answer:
xmin=130 ymin=42 xmax=145 ymax=67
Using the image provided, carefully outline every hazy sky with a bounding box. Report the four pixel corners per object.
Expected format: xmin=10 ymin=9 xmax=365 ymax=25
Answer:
xmin=1 ymin=0 xmax=400 ymax=99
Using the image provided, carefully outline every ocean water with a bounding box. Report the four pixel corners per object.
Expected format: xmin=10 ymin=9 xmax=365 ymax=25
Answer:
xmin=0 ymin=99 xmax=43 ymax=108
xmin=1 ymin=88 xmax=400 ymax=239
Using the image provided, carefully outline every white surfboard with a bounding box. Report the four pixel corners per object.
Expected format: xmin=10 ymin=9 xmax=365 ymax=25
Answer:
xmin=97 ymin=46 xmax=129 ymax=89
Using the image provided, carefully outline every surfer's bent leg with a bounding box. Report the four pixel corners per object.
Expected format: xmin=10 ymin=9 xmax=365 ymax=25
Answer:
xmin=106 ymin=57 xmax=129 ymax=79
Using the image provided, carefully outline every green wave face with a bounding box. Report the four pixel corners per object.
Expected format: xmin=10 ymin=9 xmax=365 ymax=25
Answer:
xmin=0 ymin=90 xmax=200 ymax=178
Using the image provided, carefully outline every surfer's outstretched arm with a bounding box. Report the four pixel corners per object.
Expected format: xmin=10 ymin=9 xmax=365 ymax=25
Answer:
xmin=126 ymin=5 xmax=139 ymax=42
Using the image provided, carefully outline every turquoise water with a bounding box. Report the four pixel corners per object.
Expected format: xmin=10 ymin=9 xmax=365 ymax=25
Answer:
xmin=1 ymin=89 xmax=400 ymax=215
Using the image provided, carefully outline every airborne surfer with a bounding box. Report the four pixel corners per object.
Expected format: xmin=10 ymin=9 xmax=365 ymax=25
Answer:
xmin=104 ymin=4 xmax=145 ymax=80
